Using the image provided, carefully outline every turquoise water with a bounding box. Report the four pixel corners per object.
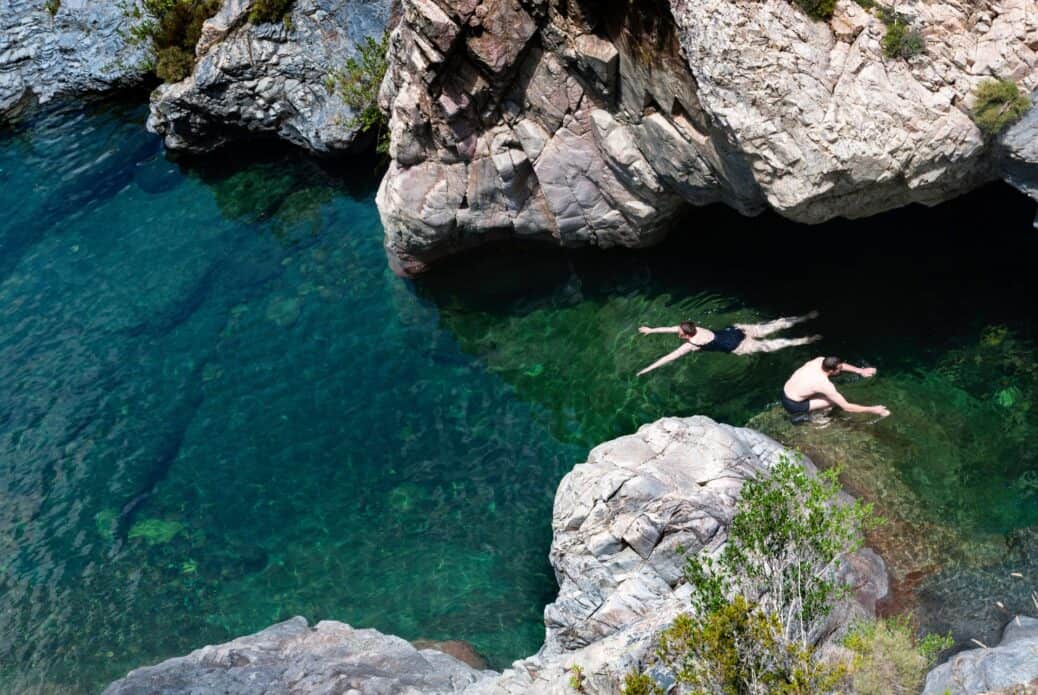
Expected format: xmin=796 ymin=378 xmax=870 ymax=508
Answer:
xmin=1 ymin=97 xmax=1037 ymax=692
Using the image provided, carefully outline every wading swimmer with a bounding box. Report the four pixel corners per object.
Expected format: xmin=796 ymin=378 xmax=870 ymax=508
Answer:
xmin=635 ymin=312 xmax=821 ymax=376
xmin=781 ymin=356 xmax=890 ymax=420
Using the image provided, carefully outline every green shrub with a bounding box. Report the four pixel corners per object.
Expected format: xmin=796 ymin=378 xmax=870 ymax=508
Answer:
xmin=843 ymin=616 xmax=953 ymax=694
xmin=972 ymin=78 xmax=1031 ymax=137
xmin=248 ymin=0 xmax=293 ymax=25
xmin=625 ymin=456 xmax=878 ymax=695
xmin=327 ymin=31 xmax=391 ymax=153
xmin=567 ymin=664 xmax=585 ymax=691
xmin=685 ymin=457 xmax=877 ymax=642
xmin=621 ymin=672 xmax=664 ymax=695
xmin=881 ymin=17 xmax=925 ymax=59
xmin=793 ymin=0 xmax=837 ymax=20
xmin=128 ymin=0 xmax=222 ymax=83
xmin=155 ymin=45 xmax=196 ymax=83
xmin=44 ymin=0 xmax=60 ymax=16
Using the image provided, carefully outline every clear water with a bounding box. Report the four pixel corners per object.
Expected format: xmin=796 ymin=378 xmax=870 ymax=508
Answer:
xmin=1 ymin=97 xmax=1037 ymax=693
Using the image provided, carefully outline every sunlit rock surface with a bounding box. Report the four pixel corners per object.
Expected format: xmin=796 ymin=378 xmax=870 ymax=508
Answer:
xmin=146 ymin=0 xmax=392 ymax=152
xmin=376 ymin=0 xmax=1038 ymax=272
xmin=0 ymin=0 xmax=148 ymax=118
xmin=923 ymin=616 xmax=1038 ymax=695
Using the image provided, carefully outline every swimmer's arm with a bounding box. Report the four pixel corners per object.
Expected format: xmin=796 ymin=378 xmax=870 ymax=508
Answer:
xmin=637 ymin=343 xmax=695 ymax=376
xmin=839 ymin=363 xmax=877 ymax=378
xmin=638 ymin=326 xmax=681 ymax=335
xmin=821 ymin=383 xmax=888 ymax=415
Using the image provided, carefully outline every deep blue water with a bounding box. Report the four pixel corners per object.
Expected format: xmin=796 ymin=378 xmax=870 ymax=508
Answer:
xmin=2 ymin=96 xmax=1037 ymax=693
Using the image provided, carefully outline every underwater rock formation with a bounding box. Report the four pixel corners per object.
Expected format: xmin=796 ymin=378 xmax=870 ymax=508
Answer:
xmin=146 ymin=0 xmax=392 ymax=152
xmin=104 ymin=416 xmax=887 ymax=694
xmin=375 ymin=0 xmax=1038 ymax=272
xmin=0 ymin=0 xmax=148 ymax=118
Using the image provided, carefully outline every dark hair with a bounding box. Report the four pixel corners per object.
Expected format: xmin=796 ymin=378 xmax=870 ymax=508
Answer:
xmin=822 ymin=356 xmax=842 ymax=372
xmin=679 ymin=321 xmax=697 ymax=337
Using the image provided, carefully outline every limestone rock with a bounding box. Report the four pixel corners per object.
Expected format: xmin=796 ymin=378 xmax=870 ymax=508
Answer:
xmin=146 ymin=0 xmax=391 ymax=153
xmin=101 ymin=616 xmax=493 ymax=694
xmin=924 ymin=616 xmax=1038 ymax=695
xmin=0 ymin=0 xmax=148 ymax=119
xmin=376 ymin=0 xmax=1038 ymax=273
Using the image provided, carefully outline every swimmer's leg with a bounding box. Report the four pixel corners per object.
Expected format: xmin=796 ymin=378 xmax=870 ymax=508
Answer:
xmin=735 ymin=310 xmax=819 ymax=338
xmin=735 ymin=334 xmax=822 ymax=355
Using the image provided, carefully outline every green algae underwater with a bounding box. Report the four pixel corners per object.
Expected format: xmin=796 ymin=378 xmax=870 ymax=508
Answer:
xmin=1 ymin=96 xmax=1037 ymax=693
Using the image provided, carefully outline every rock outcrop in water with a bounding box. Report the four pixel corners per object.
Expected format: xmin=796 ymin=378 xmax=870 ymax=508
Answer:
xmin=375 ymin=0 xmax=1038 ymax=272
xmin=923 ymin=615 xmax=1038 ymax=695
xmin=145 ymin=0 xmax=393 ymax=152
xmin=0 ymin=0 xmax=148 ymax=119
xmin=104 ymin=416 xmax=888 ymax=694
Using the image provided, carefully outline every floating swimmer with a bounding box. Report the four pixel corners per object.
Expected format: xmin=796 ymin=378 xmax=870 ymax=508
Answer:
xmin=635 ymin=311 xmax=821 ymax=376
xmin=781 ymin=356 xmax=890 ymax=419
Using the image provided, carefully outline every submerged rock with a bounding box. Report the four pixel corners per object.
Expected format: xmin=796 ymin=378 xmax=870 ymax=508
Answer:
xmin=0 ymin=0 xmax=149 ymax=119
xmin=103 ymin=416 xmax=888 ymax=694
xmin=923 ymin=616 xmax=1038 ymax=695
xmin=146 ymin=0 xmax=392 ymax=153
xmin=376 ymin=0 xmax=1038 ymax=272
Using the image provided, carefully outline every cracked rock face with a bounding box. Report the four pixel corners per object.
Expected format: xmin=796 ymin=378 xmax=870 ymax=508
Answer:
xmin=146 ymin=0 xmax=391 ymax=153
xmin=0 ymin=0 xmax=148 ymax=119
xmin=923 ymin=616 xmax=1038 ymax=695
xmin=375 ymin=0 xmax=1038 ymax=273
xmin=1002 ymin=94 xmax=1038 ymax=227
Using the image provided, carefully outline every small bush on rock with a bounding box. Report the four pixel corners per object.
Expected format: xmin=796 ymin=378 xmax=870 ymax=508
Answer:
xmin=248 ymin=0 xmax=294 ymax=25
xmin=972 ymin=78 xmax=1031 ymax=137
xmin=327 ymin=31 xmax=391 ymax=153
xmin=793 ymin=0 xmax=837 ymax=20
xmin=843 ymin=616 xmax=952 ymax=694
xmin=44 ymin=0 xmax=61 ymax=16
xmin=127 ymin=0 xmax=222 ymax=83
xmin=624 ymin=457 xmax=877 ymax=695
xmin=621 ymin=672 xmax=664 ymax=695
xmin=881 ymin=16 xmax=925 ymax=59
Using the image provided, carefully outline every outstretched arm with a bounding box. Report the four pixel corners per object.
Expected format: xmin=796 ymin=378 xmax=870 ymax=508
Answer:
xmin=821 ymin=383 xmax=889 ymax=416
xmin=838 ymin=362 xmax=877 ymax=378
xmin=637 ymin=343 xmax=695 ymax=376
xmin=638 ymin=326 xmax=682 ymax=335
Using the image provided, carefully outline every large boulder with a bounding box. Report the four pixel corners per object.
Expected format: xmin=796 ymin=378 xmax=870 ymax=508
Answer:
xmin=101 ymin=616 xmax=493 ymax=694
xmin=375 ymin=0 xmax=1038 ymax=273
xmin=923 ymin=616 xmax=1038 ymax=695
xmin=146 ymin=0 xmax=392 ymax=152
xmin=0 ymin=0 xmax=148 ymax=118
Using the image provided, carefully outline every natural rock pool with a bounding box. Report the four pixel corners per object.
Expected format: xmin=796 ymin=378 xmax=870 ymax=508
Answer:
xmin=1 ymin=98 xmax=1036 ymax=693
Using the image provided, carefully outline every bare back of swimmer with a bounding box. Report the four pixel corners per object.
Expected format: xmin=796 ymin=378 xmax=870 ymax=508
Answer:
xmin=781 ymin=356 xmax=890 ymax=417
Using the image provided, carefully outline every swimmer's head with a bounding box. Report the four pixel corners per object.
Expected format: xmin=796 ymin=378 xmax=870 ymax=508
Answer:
xmin=822 ymin=356 xmax=842 ymax=374
xmin=679 ymin=321 xmax=697 ymax=338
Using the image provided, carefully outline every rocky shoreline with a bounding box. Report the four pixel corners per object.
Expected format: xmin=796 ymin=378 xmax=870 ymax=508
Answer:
xmin=101 ymin=416 xmax=920 ymax=694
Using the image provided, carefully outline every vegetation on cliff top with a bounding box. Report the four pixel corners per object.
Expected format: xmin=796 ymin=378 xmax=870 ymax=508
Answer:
xmin=127 ymin=0 xmax=222 ymax=83
xmin=623 ymin=456 xmax=948 ymax=694
xmin=326 ymin=31 xmax=391 ymax=153
xmin=248 ymin=0 xmax=294 ymax=25
xmin=972 ymin=78 xmax=1031 ymax=137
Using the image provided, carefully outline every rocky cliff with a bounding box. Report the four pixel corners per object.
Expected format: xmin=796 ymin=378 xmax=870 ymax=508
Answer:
xmin=146 ymin=0 xmax=393 ymax=152
xmin=103 ymin=416 xmax=888 ymax=694
xmin=0 ymin=0 xmax=148 ymax=119
xmin=375 ymin=0 xmax=1038 ymax=272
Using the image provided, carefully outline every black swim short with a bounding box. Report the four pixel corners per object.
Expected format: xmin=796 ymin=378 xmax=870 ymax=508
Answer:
xmin=780 ymin=391 xmax=810 ymax=415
